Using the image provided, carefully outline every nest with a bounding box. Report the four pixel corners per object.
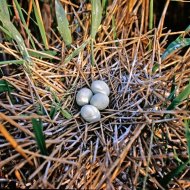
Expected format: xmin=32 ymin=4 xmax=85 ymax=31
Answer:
xmin=0 ymin=0 xmax=190 ymax=189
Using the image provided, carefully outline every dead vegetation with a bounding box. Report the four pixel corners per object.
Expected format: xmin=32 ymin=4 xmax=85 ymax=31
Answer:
xmin=0 ymin=0 xmax=190 ymax=189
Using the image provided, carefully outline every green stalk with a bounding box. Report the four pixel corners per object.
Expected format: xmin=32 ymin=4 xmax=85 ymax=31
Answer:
xmin=149 ymin=0 xmax=154 ymax=31
xmin=148 ymin=0 xmax=153 ymax=50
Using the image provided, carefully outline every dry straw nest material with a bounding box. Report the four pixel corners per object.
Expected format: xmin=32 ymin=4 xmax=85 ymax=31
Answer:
xmin=0 ymin=0 xmax=190 ymax=189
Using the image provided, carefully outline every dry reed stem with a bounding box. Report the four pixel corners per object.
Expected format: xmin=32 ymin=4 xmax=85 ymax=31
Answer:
xmin=0 ymin=123 xmax=33 ymax=166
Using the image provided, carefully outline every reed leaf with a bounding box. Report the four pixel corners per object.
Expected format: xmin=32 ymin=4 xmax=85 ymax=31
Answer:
xmin=0 ymin=80 xmax=15 ymax=93
xmin=149 ymin=0 xmax=154 ymax=31
xmin=90 ymin=0 xmax=102 ymax=65
xmin=32 ymin=118 xmax=48 ymax=155
xmin=148 ymin=0 xmax=154 ymax=50
xmin=167 ymin=76 xmax=176 ymax=101
xmin=160 ymin=160 xmax=189 ymax=188
xmin=50 ymin=90 xmax=72 ymax=119
xmin=162 ymin=38 xmax=190 ymax=60
xmin=64 ymin=39 xmax=90 ymax=64
xmin=90 ymin=0 xmax=102 ymax=40
xmin=162 ymin=24 xmax=190 ymax=60
xmin=185 ymin=25 xmax=190 ymax=33
xmin=184 ymin=119 xmax=190 ymax=159
xmin=60 ymin=108 xmax=72 ymax=119
xmin=167 ymin=81 xmax=190 ymax=110
xmin=49 ymin=104 xmax=58 ymax=119
xmin=0 ymin=1 xmax=30 ymax=61
xmin=102 ymin=0 xmax=108 ymax=16
xmin=0 ymin=0 xmax=10 ymax=20
xmin=55 ymin=0 xmax=72 ymax=46
xmin=90 ymin=39 xmax=95 ymax=65
xmin=28 ymin=50 xmax=57 ymax=59
xmin=32 ymin=0 xmax=48 ymax=49
xmin=0 ymin=26 xmax=12 ymax=39
xmin=0 ymin=60 xmax=25 ymax=65
xmin=152 ymin=62 xmax=159 ymax=73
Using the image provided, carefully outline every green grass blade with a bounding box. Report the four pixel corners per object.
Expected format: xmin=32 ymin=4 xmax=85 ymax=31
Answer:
xmin=160 ymin=160 xmax=189 ymax=188
xmin=152 ymin=63 xmax=159 ymax=73
xmin=90 ymin=0 xmax=102 ymax=65
xmin=32 ymin=118 xmax=48 ymax=155
xmin=0 ymin=80 xmax=15 ymax=103
xmin=13 ymin=0 xmax=36 ymax=49
xmin=32 ymin=0 xmax=48 ymax=49
xmin=0 ymin=2 xmax=30 ymax=61
xmin=0 ymin=59 xmax=25 ymax=65
xmin=160 ymin=119 xmax=190 ymax=187
xmin=0 ymin=26 xmax=12 ymax=39
xmin=90 ymin=0 xmax=102 ymax=40
xmin=148 ymin=0 xmax=153 ymax=50
xmin=64 ymin=39 xmax=90 ymax=64
xmin=60 ymin=108 xmax=72 ymax=119
xmin=49 ymin=89 xmax=72 ymax=119
xmin=28 ymin=50 xmax=57 ymax=59
xmin=102 ymin=0 xmax=108 ymax=16
xmin=55 ymin=0 xmax=72 ymax=46
xmin=0 ymin=80 xmax=15 ymax=93
xmin=167 ymin=81 xmax=190 ymax=110
xmin=149 ymin=0 xmax=154 ymax=31
xmin=0 ymin=0 xmax=10 ymax=20
xmin=162 ymin=24 xmax=190 ymax=61
xmin=185 ymin=25 xmax=190 ymax=33
xmin=90 ymin=39 xmax=95 ymax=65
xmin=49 ymin=105 xmax=58 ymax=119
xmin=3 ymin=22 xmax=30 ymax=60
xmin=161 ymin=38 xmax=190 ymax=60
xmin=167 ymin=77 xmax=176 ymax=101
xmin=184 ymin=120 xmax=190 ymax=159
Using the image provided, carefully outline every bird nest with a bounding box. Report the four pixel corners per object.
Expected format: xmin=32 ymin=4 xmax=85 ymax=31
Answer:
xmin=0 ymin=0 xmax=190 ymax=189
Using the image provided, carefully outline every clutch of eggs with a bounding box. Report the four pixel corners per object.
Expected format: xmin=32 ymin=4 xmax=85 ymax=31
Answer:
xmin=76 ymin=80 xmax=110 ymax=122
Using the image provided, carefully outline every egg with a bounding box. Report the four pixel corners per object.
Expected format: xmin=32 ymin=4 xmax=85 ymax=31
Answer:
xmin=90 ymin=93 xmax=109 ymax=110
xmin=76 ymin=88 xmax=93 ymax=106
xmin=80 ymin=105 xmax=101 ymax=122
xmin=91 ymin=80 xmax=110 ymax=96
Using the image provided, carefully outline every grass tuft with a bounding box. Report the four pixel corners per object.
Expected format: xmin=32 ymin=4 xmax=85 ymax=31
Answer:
xmin=32 ymin=118 xmax=48 ymax=156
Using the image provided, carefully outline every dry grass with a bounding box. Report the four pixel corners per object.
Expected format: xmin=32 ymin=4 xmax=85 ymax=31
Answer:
xmin=0 ymin=0 xmax=190 ymax=189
